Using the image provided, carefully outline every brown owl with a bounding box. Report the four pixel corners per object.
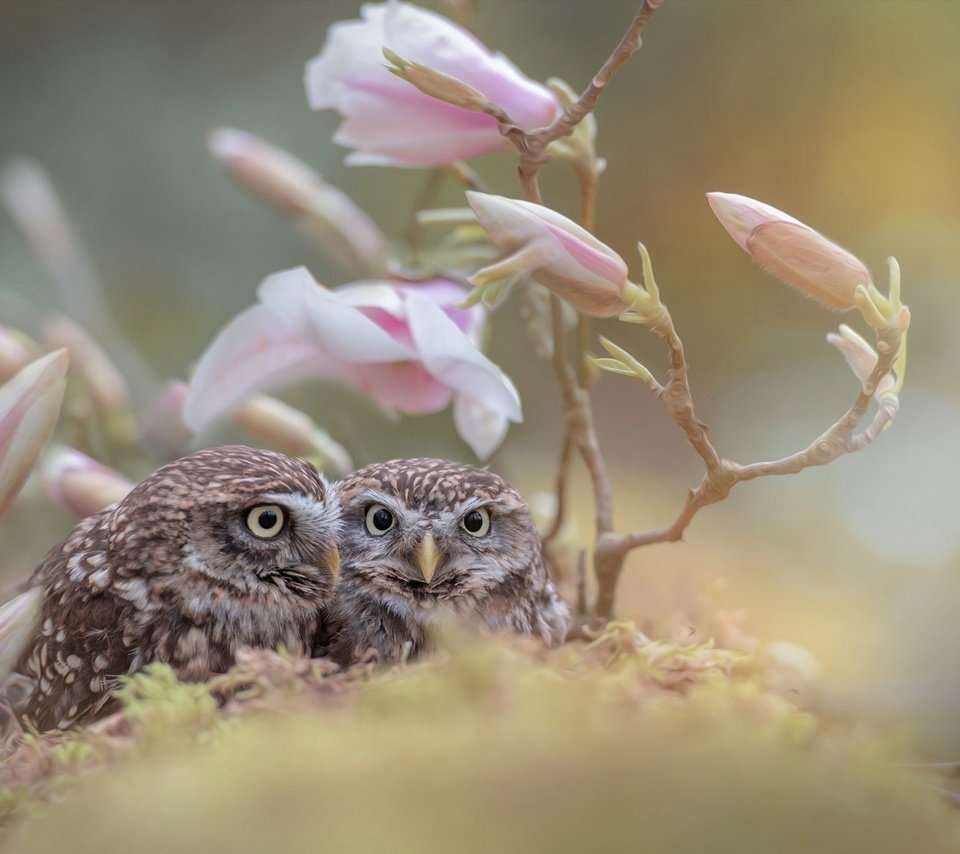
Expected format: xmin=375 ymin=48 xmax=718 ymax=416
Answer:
xmin=1 ymin=445 xmax=340 ymax=731
xmin=322 ymin=458 xmax=570 ymax=666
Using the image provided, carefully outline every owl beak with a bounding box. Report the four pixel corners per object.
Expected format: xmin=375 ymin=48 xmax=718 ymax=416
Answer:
xmin=327 ymin=543 xmax=341 ymax=581
xmin=417 ymin=532 xmax=441 ymax=583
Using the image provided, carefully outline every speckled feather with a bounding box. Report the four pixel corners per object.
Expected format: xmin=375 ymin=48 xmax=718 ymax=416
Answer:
xmin=3 ymin=445 xmax=340 ymax=731
xmin=322 ymin=458 xmax=570 ymax=666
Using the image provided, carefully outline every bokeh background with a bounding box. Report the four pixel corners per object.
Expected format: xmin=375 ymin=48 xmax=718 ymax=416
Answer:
xmin=1 ymin=0 xmax=959 ymax=750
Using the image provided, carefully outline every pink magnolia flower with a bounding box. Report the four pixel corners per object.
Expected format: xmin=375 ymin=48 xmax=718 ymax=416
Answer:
xmin=707 ymin=192 xmax=871 ymax=312
xmin=467 ymin=191 xmax=633 ymax=317
xmin=42 ymin=445 xmax=134 ymax=518
xmin=0 ymin=349 xmax=69 ymax=516
xmin=183 ymin=268 xmax=521 ymax=459
xmin=305 ymin=0 xmax=561 ymax=167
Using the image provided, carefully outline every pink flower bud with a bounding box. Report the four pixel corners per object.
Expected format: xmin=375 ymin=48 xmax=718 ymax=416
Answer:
xmin=207 ymin=128 xmax=387 ymax=274
xmin=467 ymin=192 xmax=632 ymax=317
xmin=0 ymin=326 xmax=38 ymax=382
xmin=144 ymin=379 xmax=192 ymax=452
xmin=0 ymin=349 xmax=69 ymax=516
xmin=42 ymin=315 xmax=131 ymax=415
xmin=42 ymin=445 xmax=133 ymax=518
xmin=232 ymin=395 xmax=353 ymax=475
xmin=305 ymin=1 xmax=560 ymax=167
xmin=707 ymin=192 xmax=871 ymax=312
xmin=0 ymin=588 xmax=42 ymax=683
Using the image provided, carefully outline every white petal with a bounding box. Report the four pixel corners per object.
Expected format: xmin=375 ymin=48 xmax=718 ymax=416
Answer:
xmin=258 ymin=267 xmax=413 ymax=363
xmin=182 ymin=304 xmax=337 ymax=433
xmin=453 ymin=393 xmax=510 ymax=459
xmin=404 ymin=291 xmax=521 ymax=422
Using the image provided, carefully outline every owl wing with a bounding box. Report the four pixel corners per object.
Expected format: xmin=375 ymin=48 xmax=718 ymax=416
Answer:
xmin=488 ymin=554 xmax=572 ymax=646
xmin=9 ymin=511 xmax=141 ymax=730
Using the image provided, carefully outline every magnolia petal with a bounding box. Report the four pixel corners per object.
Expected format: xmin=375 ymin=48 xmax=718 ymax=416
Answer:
xmin=258 ymin=267 xmax=414 ymax=363
xmin=453 ymin=393 xmax=510 ymax=460
xmin=182 ymin=304 xmax=340 ymax=433
xmin=404 ymin=291 xmax=521 ymax=423
xmin=0 ymin=588 xmax=43 ymax=683
xmin=0 ymin=349 xmax=69 ymax=516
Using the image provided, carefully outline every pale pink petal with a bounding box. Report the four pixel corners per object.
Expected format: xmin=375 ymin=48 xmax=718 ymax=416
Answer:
xmin=182 ymin=304 xmax=343 ymax=433
xmin=258 ymin=268 xmax=415 ymax=363
xmin=453 ymin=393 xmax=509 ymax=460
xmin=0 ymin=349 xmax=69 ymax=516
xmin=404 ymin=291 xmax=521 ymax=423
xmin=353 ymin=361 xmax=454 ymax=414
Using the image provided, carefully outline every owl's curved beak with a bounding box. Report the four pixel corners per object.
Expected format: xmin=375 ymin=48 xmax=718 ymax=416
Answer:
xmin=327 ymin=543 xmax=341 ymax=581
xmin=417 ymin=532 xmax=441 ymax=583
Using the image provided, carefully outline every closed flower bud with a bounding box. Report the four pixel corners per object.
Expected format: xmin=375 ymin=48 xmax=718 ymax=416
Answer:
xmin=707 ymin=192 xmax=870 ymax=312
xmin=232 ymin=395 xmax=353 ymax=476
xmin=0 ymin=349 xmax=69 ymax=516
xmin=467 ymin=192 xmax=632 ymax=318
xmin=42 ymin=445 xmax=133 ymax=518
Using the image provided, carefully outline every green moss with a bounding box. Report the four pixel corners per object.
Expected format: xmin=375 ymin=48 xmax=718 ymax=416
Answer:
xmin=2 ymin=634 xmax=958 ymax=852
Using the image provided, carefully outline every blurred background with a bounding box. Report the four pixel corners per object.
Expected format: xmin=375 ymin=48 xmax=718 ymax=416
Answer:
xmin=1 ymin=0 xmax=959 ymax=749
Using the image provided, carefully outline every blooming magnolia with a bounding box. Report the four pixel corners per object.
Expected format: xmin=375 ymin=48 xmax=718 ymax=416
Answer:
xmin=207 ymin=128 xmax=387 ymax=275
xmin=42 ymin=445 xmax=134 ymax=518
xmin=0 ymin=349 xmax=69 ymax=516
xmin=183 ymin=268 xmax=521 ymax=459
xmin=467 ymin=191 xmax=633 ymax=317
xmin=707 ymin=192 xmax=871 ymax=312
xmin=305 ymin=0 xmax=561 ymax=167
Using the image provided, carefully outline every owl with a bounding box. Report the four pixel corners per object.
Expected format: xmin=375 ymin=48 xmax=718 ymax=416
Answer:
xmin=322 ymin=458 xmax=570 ymax=666
xmin=1 ymin=445 xmax=341 ymax=731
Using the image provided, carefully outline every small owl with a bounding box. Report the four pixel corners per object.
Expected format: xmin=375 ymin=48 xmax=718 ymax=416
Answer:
xmin=322 ymin=458 xmax=570 ymax=666
xmin=1 ymin=445 xmax=340 ymax=731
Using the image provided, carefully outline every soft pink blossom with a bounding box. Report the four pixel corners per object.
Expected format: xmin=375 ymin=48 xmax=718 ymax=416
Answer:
xmin=707 ymin=192 xmax=871 ymax=312
xmin=42 ymin=445 xmax=134 ymax=518
xmin=0 ymin=349 xmax=69 ymax=516
xmin=305 ymin=0 xmax=561 ymax=167
xmin=183 ymin=268 xmax=521 ymax=459
xmin=467 ymin=191 xmax=632 ymax=317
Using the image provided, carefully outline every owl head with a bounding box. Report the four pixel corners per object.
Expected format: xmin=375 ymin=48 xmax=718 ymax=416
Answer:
xmin=108 ymin=445 xmax=341 ymax=608
xmin=334 ymin=458 xmax=541 ymax=621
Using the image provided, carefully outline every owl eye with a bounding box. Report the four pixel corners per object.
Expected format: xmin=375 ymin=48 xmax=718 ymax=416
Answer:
xmin=365 ymin=504 xmax=396 ymax=536
xmin=461 ymin=508 xmax=490 ymax=538
xmin=245 ymin=504 xmax=286 ymax=539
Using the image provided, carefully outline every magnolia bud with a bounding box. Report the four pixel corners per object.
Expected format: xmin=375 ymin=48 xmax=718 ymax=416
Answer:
xmin=707 ymin=192 xmax=871 ymax=312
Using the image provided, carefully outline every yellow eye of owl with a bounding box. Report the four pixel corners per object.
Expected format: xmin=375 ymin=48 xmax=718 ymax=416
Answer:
xmin=245 ymin=504 xmax=286 ymax=539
